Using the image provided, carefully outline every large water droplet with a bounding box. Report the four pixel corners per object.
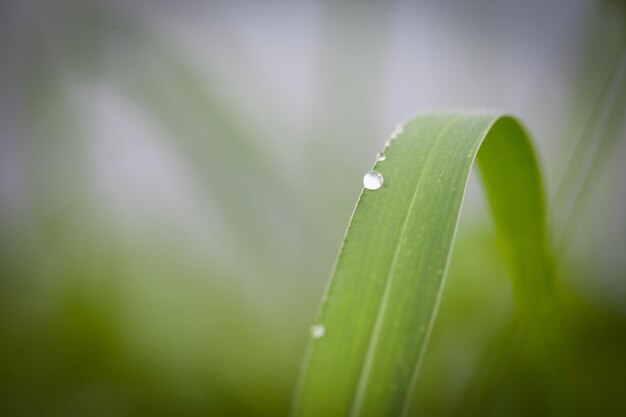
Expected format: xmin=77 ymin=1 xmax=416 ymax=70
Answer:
xmin=311 ymin=323 xmax=325 ymax=339
xmin=376 ymin=152 xmax=386 ymax=162
xmin=363 ymin=170 xmax=384 ymax=190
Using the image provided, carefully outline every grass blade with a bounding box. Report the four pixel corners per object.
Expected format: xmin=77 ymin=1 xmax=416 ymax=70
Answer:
xmin=290 ymin=113 xmax=553 ymax=417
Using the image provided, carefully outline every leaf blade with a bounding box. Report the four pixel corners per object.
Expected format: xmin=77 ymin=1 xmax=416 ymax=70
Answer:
xmin=290 ymin=113 xmax=552 ymax=417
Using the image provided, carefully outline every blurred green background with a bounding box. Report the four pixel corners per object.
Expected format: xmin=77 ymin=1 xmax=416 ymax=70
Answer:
xmin=0 ymin=0 xmax=625 ymax=416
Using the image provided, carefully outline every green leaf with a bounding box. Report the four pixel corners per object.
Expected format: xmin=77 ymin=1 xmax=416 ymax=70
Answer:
xmin=290 ymin=113 xmax=554 ymax=417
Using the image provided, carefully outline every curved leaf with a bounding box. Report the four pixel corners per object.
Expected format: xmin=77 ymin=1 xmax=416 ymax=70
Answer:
xmin=290 ymin=113 xmax=554 ymax=417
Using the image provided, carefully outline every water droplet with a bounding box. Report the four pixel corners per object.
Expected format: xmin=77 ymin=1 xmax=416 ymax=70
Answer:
xmin=311 ymin=323 xmax=325 ymax=339
xmin=390 ymin=124 xmax=404 ymax=139
xmin=384 ymin=124 xmax=404 ymax=148
xmin=376 ymin=152 xmax=386 ymax=162
xmin=363 ymin=170 xmax=384 ymax=190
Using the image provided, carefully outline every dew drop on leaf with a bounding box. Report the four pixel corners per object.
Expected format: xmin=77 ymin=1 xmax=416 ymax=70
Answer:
xmin=376 ymin=152 xmax=386 ymax=162
xmin=391 ymin=123 xmax=404 ymax=139
xmin=311 ymin=324 xmax=325 ymax=339
xmin=363 ymin=170 xmax=384 ymax=190
xmin=384 ymin=124 xmax=404 ymax=148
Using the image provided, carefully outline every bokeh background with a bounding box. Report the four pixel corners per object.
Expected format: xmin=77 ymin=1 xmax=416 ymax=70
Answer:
xmin=1 ymin=0 xmax=625 ymax=416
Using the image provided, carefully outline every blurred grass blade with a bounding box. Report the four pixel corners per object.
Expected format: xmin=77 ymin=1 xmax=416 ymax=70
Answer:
xmin=290 ymin=113 xmax=554 ymax=417
xmin=552 ymin=36 xmax=626 ymax=251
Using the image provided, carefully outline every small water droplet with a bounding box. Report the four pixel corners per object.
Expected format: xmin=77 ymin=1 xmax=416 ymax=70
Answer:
xmin=376 ymin=152 xmax=386 ymax=162
xmin=390 ymin=124 xmax=404 ymax=139
xmin=363 ymin=170 xmax=384 ymax=190
xmin=384 ymin=124 xmax=404 ymax=148
xmin=311 ymin=323 xmax=325 ymax=339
